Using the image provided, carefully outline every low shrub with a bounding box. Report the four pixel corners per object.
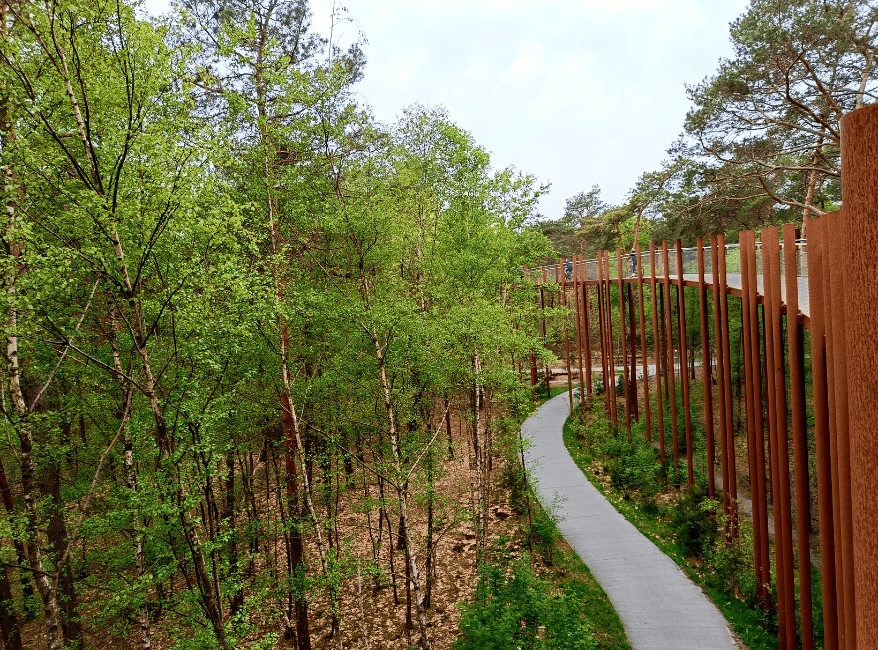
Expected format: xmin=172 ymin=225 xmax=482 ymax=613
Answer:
xmin=669 ymin=486 xmax=719 ymax=559
xmin=454 ymin=555 xmax=597 ymax=650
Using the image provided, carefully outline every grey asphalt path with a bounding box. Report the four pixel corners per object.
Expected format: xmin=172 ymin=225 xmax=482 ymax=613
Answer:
xmin=523 ymin=392 xmax=737 ymax=650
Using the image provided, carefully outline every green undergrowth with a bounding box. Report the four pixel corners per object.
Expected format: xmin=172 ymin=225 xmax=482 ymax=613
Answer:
xmin=561 ymin=404 xmax=827 ymax=650
xmin=454 ymin=388 xmax=630 ymax=650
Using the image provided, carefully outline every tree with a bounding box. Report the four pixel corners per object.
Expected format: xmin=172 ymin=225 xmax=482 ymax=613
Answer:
xmin=684 ymin=0 xmax=877 ymax=230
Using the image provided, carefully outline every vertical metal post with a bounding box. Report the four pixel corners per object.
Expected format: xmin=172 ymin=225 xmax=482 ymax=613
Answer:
xmin=825 ymin=212 xmax=856 ymax=650
xmin=675 ymin=240 xmax=694 ymax=486
xmin=561 ymin=259 xmax=574 ymax=408
xmin=806 ymin=215 xmax=839 ymax=650
xmin=785 ymin=224 xmax=814 ymax=650
xmin=605 ymin=253 xmax=619 ymax=425
xmin=840 ymin=102 xmax=878 ymax=648
xmin=662 ymin=243 xmax=679 ymax=467
xmin=650 ymin=244 xmax=665 ymax=462
xmin=617 ymin=250 xmax=632 ymax=435
xmin=581 ymin=256 xmax=593 ymax=397
xmin=765 ymin=227 xmax=797 ymax=649
xmin=628 ymin=283 xmax=639 ymax=422
xmin=637 ymin=245 xmax=651 ymax=442
xmin=697 ymin=238 xmax=715 ymax=496
xmin=574 ymin=256 xmax=586 ymax=411
xmin=718 ymin=234 xmax=738 ymax=531
xmin=713 ymin=238 xmax=732 ymax=527
xmin=596 ymin=253 xmax=610 ymax=416
xmin=738 ymin=234 xmax=764 ymax=594
xmin=540 ymin=268 xmax=550 ymax=398
xmin=744 ymin=231 xmax=771 ymax=600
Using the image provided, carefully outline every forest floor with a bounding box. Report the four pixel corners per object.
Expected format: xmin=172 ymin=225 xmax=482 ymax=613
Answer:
xmin=13 ymin=393 xmax=626 ymax=650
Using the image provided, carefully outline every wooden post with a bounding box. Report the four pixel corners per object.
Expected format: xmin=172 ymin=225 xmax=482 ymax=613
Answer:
xmin=573 ymin=256 xmax=586 ymax=411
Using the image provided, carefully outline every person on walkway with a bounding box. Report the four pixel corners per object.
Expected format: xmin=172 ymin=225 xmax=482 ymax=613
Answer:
xmin=564 ymin=259 xmax=573 ymax=281
xmin=629 ymin=248 xmax=637 ymax=277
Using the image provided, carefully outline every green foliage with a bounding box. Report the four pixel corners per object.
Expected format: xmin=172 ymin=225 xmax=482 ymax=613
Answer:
xmin=454 ymin=555 xmax=596 ymax=650
xmin=668 ymin=487 xmax=720 ymax=559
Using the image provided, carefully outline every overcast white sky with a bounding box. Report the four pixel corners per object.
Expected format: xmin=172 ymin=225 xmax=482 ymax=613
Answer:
xmin=143 ymin=0 xmax=749 ymax=220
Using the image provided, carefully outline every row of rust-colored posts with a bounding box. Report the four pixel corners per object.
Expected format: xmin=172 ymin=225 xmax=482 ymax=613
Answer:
xmin=527 ymin=102 xmax=877 ymax=649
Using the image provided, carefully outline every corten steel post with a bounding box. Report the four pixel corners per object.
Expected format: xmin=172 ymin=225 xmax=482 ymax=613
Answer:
xmin=825 ymin=211 xmax=856 ymax=650
xmin=675 ymin=240 xmax=694 ymax=486
xmin=605 ymin=253 xmax=619 ymax=425
xmin=820 ymin=216 xmax=848 ymax=646
xmin=525 ymin=266 xmax=538 ymax=405
xmin=616 ymin=250 xmax=632 ymax=435
xmin=540 ymin=269 xmax=550 ymax=398
xmin=561 ymin=260 xmax=574 ymax=408
xmin=697 ymin=238 xmax=715 ymax=497
xmin=784 ymin=224 xmax=814 ymax=650
xmin=744 ymin=231 xmax=771 ymax=601
xmin=581 ymin=257 xmax=593 ymax=397
xmin=841 ymin=103 xmax=878 ymax=648
xmin=573 ymin=256 xmax=586 ymax=411
xmin=713 ymin=238 xmax=732 ymax=528
xmin=718 ymin=234 xmax=738 ymax=532
xmin=596 ymin=253 xmax=611 ymax=416
xmin=765 ymin=228 xmax=797 ymax=649
xmin=762 ymin=231 xmax=791 ymax=648
xmin=662 ymin=243 xmax=680 ymax=467
xmin=636 ymin=245 xmax=651 ymax=442
xmin=806 ymin=217 xmax=839 ymax=650
xmin=650 ymin=244 xmax=666 ymax=462
xmin=628 ymin=284 xmax=639 ymax=421
xmin=738 ymin=234 xmax=765 ymax=597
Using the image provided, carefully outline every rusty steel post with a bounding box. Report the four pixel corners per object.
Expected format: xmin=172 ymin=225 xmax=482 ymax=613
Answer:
xmin=628 ymin=283 xmax=639 ymax=422
xmin=637 ymin=245 xmax=651 ymax=442
xmin=785 ymin=224 xmax=814 ymax=650
xmin=738 ymin=234 xmax=764 ymax=597
xmin=744 ymin=231 xmax=771 ymax=603
xmin=718 ymin=234 xmax=738 ymax=533
xmin=617 ymin=250 xmax=632 ymax=435
xmin=765 ymin=228 xmax=797 ymax=648
xmin=762 ymin=230 xmax=790 ymax=648
xmin=662 ymin=243 xmax=680 ymax=468
xmin=581 ymin=257 xmax=593 ymax=397
xmin=650 ymin=244 xmax=666 ymax=462
xmin=675 ymin=240 xmax=694 ymax=486
xmin=806 ymin=215 xmax=838 ymax=649
xmin=841 ymin=103 xmax=878 ymax=648
xmin=825 ymin=212 xmax=856 ymax=650
xmin=573 ymin=256 xmax=586 ymax=411
xmin=820 ymin=219 xmax=848 ymax=646
xmin=540 ymin=269 xmax=550 ymax=398
xmin=713 ymin=238 xmax=732 ymax=528
xmin=596 ymin=253 xmax=611 ymax=416
xmin=698 ymin=238 xmax=715 ymax=497
xmin=605 ymin=253 xmax=619 ymax=425
xmin=561 ymin=259 xmax=574 ymax=408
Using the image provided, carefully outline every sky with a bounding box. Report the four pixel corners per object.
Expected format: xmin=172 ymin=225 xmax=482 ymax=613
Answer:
xmin=142 ymin=0 xmax=750 ymax=220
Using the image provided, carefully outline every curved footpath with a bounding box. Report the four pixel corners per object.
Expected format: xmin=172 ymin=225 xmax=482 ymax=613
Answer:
xmin=523 ymin=392 xmax=737 ymax=650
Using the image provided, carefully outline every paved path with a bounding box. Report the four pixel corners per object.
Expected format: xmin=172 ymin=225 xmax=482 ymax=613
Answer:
xmin=523 ymin=392 xmax=737 ymax=650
